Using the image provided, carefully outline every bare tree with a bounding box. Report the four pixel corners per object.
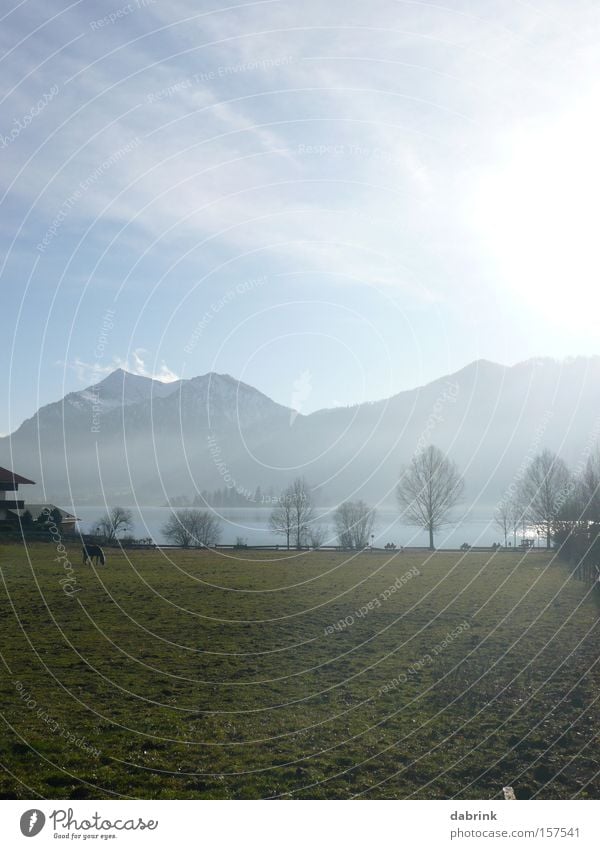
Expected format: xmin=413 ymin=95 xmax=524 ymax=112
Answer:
xmin=396 ymin=445 xmax=464 ymax=550
xmin=494 ymin=499 xmax=523 ymax=548
xmin=269 ymin=488 xmax=294 ymax=549
xmin=510 ymin=498 xmax=525 ymax=548
xmin=270 ymin=478 xmax=315 ymax=549
xmin=334 ymin=501 xmax=376 ymax=549
xmin=518 ymin=449 xmax=571 ymax=548
xmin=578 ymin=446 xmax=600 ymax=524
xmin=494 ymin=502 xmax=512 ymax=548
xmin=162 ymin=510 xmax=194 ymax=548
xmin=307 ymin=524 xmax=329 ymax=549
xmin=289 ymin=477 xmax=315 ymax=548
xmin=162 ymin=509 xmax=221 ymax=548
xmin=96 ymin=506 xmax=133 ymax=542
xmin=193 ymin=510 xmax=222 ymax=546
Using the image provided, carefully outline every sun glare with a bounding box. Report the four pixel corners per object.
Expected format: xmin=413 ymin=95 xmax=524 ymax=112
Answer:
xmin=474 ymin=97 xmax=600 ymax=323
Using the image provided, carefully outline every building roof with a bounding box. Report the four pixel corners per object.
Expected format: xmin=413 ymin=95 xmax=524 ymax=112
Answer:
xmin=7 ymin=504 xmax=79 ymax=523
xmin=0 ymin=466 xmax=36 ymax=485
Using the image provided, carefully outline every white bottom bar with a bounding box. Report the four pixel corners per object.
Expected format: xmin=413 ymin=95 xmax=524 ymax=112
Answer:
xmin=0 ymin=799 xmax=598 ymax=848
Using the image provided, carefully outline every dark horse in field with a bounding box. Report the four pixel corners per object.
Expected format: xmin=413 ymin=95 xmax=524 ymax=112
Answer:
xmin=82 ymin=544 xmax=106 ymax=566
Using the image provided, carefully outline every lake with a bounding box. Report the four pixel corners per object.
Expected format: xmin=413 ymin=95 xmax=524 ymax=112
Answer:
xmin=72 ymin=505 xmax=533 ymax=548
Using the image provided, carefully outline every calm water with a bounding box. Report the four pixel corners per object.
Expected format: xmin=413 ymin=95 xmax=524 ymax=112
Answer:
xmin=73 ymin=505 xmax=521 ymax=548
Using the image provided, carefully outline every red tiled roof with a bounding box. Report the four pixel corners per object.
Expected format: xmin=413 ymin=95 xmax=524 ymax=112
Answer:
xmin=0 ymin=466 xmax=36 ymax=485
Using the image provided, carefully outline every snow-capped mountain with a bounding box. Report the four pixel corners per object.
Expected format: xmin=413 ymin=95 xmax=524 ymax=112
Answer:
xmin=1 ymin=357 xmax=600 ymax=507
xmin=75 ymin=368 xmax=183 ymax=411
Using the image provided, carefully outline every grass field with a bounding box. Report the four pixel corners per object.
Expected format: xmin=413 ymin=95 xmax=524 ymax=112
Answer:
xmin=0 ymin=542 xmax=598 ymax=800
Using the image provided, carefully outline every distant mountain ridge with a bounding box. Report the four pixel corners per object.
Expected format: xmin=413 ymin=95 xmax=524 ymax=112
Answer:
xmin=1 ymin=356 xmax=599 ymax=509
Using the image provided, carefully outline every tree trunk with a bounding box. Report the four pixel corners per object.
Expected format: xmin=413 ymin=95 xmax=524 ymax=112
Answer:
xmin=429 ymin=524 xmax=434 ymax=550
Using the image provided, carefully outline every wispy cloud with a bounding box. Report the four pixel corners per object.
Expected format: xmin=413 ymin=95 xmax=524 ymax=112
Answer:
xmin=128 ymin=349 xmax=179 ymax=383
xmin=65 ymin=349 xmax=179 ymax=385
xmin=4 ymin=0 xmax=600 ymax=436
xmin=0 ymin=0 xmax=480 ymax=300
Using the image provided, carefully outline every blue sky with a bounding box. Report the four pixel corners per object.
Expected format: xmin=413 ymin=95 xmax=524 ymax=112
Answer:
xmin=2 ymin=0 xmax=600 ymax=434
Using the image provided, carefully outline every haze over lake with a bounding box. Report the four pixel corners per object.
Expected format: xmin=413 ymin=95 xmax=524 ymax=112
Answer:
xmin=74 ymin=505 xmax=515 ymax=549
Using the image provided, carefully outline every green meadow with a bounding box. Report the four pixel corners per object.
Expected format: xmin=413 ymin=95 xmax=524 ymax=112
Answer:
xmin=0 ymin=543 xmax=598 ymax=799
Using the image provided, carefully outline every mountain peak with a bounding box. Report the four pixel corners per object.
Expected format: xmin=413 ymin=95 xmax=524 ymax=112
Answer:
xmin=94 ymin=367 xmax=121 ymax=383
xmin=3 ymin=355 xmax=600 ymax=506
xmin=81 ymin=368 xmax=182 ymax=407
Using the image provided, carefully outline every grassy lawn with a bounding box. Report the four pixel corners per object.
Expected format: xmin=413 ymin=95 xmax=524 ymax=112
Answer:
xmin=0 ymin=542 xmax=598 ymax=799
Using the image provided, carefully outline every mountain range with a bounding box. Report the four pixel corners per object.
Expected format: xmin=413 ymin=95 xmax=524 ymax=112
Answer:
xmin=1 ymin=357 xmax=599 ymax=511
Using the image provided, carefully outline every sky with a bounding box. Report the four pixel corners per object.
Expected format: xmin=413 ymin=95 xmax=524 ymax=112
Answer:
xmin=2 ymin=0 xmax=600 ymax=435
